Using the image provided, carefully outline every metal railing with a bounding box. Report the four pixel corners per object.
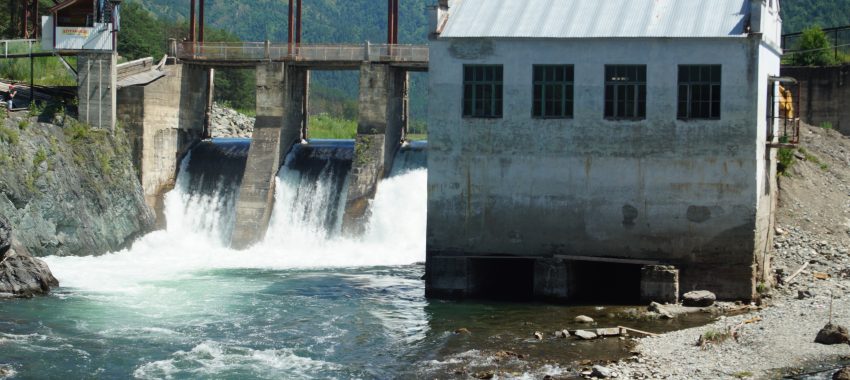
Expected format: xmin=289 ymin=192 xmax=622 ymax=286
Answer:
xmin=174 ymin=41 xmax=429 ymax=63
xmin=767 ymin=77 xmax=801 ymax=147
xmin=782 ymin=25 xmax=850 ymax=62
xmin=1 ymin=39 xmax=37 ymax=58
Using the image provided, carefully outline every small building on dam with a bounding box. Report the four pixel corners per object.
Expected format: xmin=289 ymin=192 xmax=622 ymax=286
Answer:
xmin=425 ymin=0 xmax=786 ymax=302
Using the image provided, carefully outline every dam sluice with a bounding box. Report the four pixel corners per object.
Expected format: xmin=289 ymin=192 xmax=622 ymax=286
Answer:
xmin=178 ymin=138 xmax=426 ymax=247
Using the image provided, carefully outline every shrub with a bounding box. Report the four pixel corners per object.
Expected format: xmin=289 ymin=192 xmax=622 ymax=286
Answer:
xmin=791 ymin=26 xmax=836 ymax=66
xmin=777 ymin=147 xmax=795 ymax=175
xmin=64 ymin=120 xmax=92 ymax=141
xmin=820 ymin=121 xmax=833 ymax=130
xmin=0 ymin=125 xmax=20 ymax=145
xmin=33 ymin=148 xmax=47 ymax=167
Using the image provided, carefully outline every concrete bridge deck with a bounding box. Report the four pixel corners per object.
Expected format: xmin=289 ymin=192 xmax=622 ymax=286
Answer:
xmin=174 ymin=42 xmax=429 ymax=71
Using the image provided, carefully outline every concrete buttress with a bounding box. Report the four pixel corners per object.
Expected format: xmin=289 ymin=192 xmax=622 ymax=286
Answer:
xmin=116 ymin=63 xmax=208 ymax=227
xmin=231 ymin=63 xmax=306 ymax=249
xmin=342 ymin=63 xmax=408 ymax=234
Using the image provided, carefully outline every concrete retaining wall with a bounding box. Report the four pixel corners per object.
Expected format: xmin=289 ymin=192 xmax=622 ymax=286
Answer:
xmin=781 ymin=64 xmax=850 ymax=135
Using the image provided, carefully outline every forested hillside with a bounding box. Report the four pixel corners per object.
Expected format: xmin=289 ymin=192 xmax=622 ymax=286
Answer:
xmin=133 ymin=0 xmax=431 ymax=45
xmin=782 ymin=0 xmax=850 ymax=33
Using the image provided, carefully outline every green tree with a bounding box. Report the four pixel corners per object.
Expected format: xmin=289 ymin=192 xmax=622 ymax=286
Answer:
xmin=118 ymin=2 xmax=168 ymax=60
xmin=791 ymin=26 xmax=836 ymax=66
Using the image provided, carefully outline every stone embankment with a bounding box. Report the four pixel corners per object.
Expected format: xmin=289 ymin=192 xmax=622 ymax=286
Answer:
xmin=0 ymin=214 xmax=58 ymax=297
xmin=0 ymin=109 xmax=154 ymax=257
xmin=603 ymin=124 xmax=850 ymax=379
xmin=210 ymin=103 xmax=254 ymax=138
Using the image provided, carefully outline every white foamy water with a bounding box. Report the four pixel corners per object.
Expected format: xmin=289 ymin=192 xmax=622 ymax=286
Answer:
xmin=44 ymin=149 xmax=427 ymax=293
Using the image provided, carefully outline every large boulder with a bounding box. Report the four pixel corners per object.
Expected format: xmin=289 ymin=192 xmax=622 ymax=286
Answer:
xmin=683 ymin=290 xmax=716 ymax=307
xmin=0 ymin=215 xmax=59 ymax=298
xmin=815 ymin=323 xmax=850 ymax=345
xmin=0 ymin=250 xmax=59 ymax=297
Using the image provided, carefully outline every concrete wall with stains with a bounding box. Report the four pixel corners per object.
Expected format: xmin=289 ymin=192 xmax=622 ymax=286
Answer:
xmin=780 ymin=65 xmax=850 ymax=135
xmin=426 ymin=36 xmax=777 ymax=300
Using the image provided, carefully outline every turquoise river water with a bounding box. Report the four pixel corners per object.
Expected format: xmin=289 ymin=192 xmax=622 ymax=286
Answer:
xmin=1 ymin=140 xmax=714 ymax=379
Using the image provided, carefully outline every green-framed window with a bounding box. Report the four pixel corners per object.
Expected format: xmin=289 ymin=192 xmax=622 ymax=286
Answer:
xmin=604 ymin=65 xmax=647 ymax=120
xmin=677 ymin=65 xmax=722 ymax=119
xmin=463 ymin=65 xmax=503 ymax=118
xmin=533 ymin=65 xmax=574 ymax=118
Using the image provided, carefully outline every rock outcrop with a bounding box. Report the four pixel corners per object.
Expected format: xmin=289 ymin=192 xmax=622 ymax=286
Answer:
xmin=0 ymin=113 xmax=154 ymax=257
xmin=0 ymin=214 xmax=58 ymax=297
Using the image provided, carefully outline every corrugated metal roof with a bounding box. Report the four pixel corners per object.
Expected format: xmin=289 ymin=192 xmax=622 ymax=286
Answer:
xmin=441 ymin=0 xmax=751 ymax=39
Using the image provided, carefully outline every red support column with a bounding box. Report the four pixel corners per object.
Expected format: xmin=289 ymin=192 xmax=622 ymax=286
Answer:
xmin=296 ymin=0 xmax=302 ymax=45
xmin=198 ymin=0 xmax=205 ymax=43
xmin=393 ymin=0 xmax=399 ymax=44
xmin=189 ymin=0 xmax=196 ymax=42
xmin=387 ymin=0 xmax=394 ymax=44
xmin=288 ymin=0 xmax=294 ymax=54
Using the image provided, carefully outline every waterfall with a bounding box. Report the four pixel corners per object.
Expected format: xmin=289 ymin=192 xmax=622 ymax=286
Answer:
xmin=44 ymin=138 xmax=428 ymax=291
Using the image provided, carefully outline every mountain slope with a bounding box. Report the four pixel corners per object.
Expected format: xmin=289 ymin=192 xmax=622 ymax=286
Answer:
xmin=781 ymin=0 xmax=850 ymax=33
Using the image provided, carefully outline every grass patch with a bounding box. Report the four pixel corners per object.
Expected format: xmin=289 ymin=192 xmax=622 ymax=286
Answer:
xmin=309 ymin=114 xmax=357 ymax=139
xmin=733 ymin=371 xmax=754 ymax=378
xmin=798 ymin=147 xmax=828 ymax=171
xmin=17 ymin=119 xmax=30 ymax=131
xmin=0 ymin=43 xmax=77 ymax=86
xmin=64 ymin=120 xmax=95 ymax=141
xmin=756 ymin=282 xmax=769 ymax=295
xmin=33 ymin=148 xmax=47 ymax=168
xmin=820 ymin=121 xmax=833 ymax=130
xmin=28 ymin=101 xmax=45 ymax=118
xmin=697 ymin=328 xmax=732 ymax=347
xmin=306 ymin=114 xmax=428 ymax=140
xmin=0 ymin=124 xmax=20 ymax=145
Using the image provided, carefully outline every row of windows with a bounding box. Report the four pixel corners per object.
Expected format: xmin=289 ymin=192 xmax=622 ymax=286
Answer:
xmin=461 ymin=64 xmax=722 ymax=120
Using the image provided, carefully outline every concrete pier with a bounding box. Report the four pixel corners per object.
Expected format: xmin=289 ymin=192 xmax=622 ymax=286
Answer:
xmin=342 ymin=63 xmax=408 ymax=234
xmin=78 ymin=52 xmax=117 ymax=130
xmin=231 ymin=63 xmax=307 ymax=249
xmin=117 ymin=63 xmax=210 ymax=226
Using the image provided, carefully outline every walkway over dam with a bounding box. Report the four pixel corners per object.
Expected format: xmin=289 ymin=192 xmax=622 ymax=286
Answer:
xmin=173 ymin=41 xmax=429 ymax=70
xmin=163 ymin=41 xmax=429 ymax=249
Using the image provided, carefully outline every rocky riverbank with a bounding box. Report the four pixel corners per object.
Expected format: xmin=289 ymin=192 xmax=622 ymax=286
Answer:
xmin=210 ymin=103 xmax=254 ymax=138
xmin=0 ymin=110 xmax=154 ymax=257
xmin=602 ymin=124 xmax=850 ymax=379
